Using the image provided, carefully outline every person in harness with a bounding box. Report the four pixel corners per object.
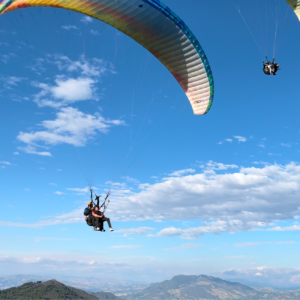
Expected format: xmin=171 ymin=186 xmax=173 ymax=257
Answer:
xmin=263 ymin=59 xmax=280 ymax=76
xmin=84 ymin=190 xmax=113 ymax=232
xmin=92 ymin=205 xmax=114 ymax=232
xmin=84 ymin=201 xmax=103 ymax=231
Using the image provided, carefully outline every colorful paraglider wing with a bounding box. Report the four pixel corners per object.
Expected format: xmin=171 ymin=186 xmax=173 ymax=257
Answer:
xmin=0 ymin=0 xmax=214 ymax=115
xmin=285 ymin=0 xmax=300 ymax=20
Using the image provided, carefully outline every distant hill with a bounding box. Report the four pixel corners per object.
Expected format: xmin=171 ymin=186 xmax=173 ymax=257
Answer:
xmin=1 ymin=275 xmax=300 ymax=300
xmin=0 ymin=280 xmax=99 ymax=299
xmin=128 ymin=274 xmax=300 ymax=300
xmin=0 ymin=275 xmax=147 ymax=295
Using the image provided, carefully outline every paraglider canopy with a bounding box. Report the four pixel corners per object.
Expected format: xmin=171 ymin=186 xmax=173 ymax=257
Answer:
xmin=0 ymin=0 xmax=214 ymax=115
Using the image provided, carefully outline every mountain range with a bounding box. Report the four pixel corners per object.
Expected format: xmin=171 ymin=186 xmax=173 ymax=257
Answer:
xmin=1 ymin=274 xmax=300 ymax=299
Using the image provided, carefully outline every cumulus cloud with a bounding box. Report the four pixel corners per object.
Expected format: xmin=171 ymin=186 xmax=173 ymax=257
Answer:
xmin=17 ymin=107 xmax=125 ymax=154
xmin=61 ymin=25 xmax=78 ymax=30
xmin=218 ymin=136 xmax=247 ymax=144
xmin=267 ymin=225 xmax=300 ymax=231
xmin=168 ymin=169 xmax=195 ymax=177
xmin=33 ymin=78 xmax=96 ymax=108
xmin=3 ymin=162 xmax=300 ymax=239
xmin=156 ymin=220 xmax=250 ymax=239
xmin=217 ymin=138 xmax=233 ymax=145
xmin=234 ymin=136 xmax=247 ymax=142
xmin=55 ymin=191 xmax=65 ymax=195
xmin=0 ymin=76 xmax=24 ymax=89
xmin=31 ymin=55 xmax=115 ymax=108
xmin=205 ymin=161 xmax=238 ymax=171
xmin=122 ymin=176 xmax=140 ymax=185
xmin=17 ymin=145 xmax=52 ymax=157
xmin=81 ymin=16 xmax=93 ymax=24
xmin=90 ymin=30 xmax=100 ymax=36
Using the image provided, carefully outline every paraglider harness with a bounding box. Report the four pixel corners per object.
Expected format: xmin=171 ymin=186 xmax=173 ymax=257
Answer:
xmin=84 ymin=189 xmax=111 ymax=226
xmin=263 ymin=57 xmax=280 ymax=76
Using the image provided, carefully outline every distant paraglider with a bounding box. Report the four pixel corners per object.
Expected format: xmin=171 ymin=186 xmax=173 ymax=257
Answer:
xmin=263 ymin=59 xmax=280 ymax=76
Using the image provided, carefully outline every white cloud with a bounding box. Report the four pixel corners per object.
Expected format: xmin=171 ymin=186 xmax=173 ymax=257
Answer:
xmin=13 ymin=152 xmax=19 ymax=155
xmin=234 ymin=136 xmax=247 ymax=142
xmin=31 ymin=55 xmax=115 ymax=108
xmin=3 ymin=162 xmax=300 ymax=239
xmin=90 ymin=30 xmax=100 ymax=36
xmin=156 ymin=221 xmax=245 ymax=239
xmin=218 ymin=137 xmax=247 ymax=144
xmin=33 ymin=78 xmax=96 ymax=108
xmin=0 ymin=76 xmax=24 ymax=89
xmin=122 ymin=176 xmax=140 ymax=185
xmin=55 ymin=191 xmax=65 ymax=195
xmin=61 ymin=25 xmax=78 ymax=30
xmin=281 ymin=143 xmax=291 ymax=147
xmin=217 ymin=138 xmax=232 ymax=145
xmin=267 ymin=225 xmax=300 ymax=231
xmin=81 ymin=16 xmax=93 ymax=24
xmin=17 ymin=107 xmax=125 ymax=154
xmin=205 ymin=161 xmax=238 ymax=171
xmin=17 ymin=145 xmax=52 ymax=157
xmin=168 ymin=168 xmax=195 ymax=177
xmin=0 ymin=161 xmax=11 ymax=165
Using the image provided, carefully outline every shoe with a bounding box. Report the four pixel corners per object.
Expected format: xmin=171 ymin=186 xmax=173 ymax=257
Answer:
xmin=101 ymin=229 xmax=106 ymax=232
xmin=94 ymin=227 xmax=100 ymax=231
xmin=110 ymin=228 xmax=114 ymax=232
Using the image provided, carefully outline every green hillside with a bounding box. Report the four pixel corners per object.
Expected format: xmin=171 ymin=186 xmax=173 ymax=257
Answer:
xmin=0 ymin=279 xmax=98 ymax=300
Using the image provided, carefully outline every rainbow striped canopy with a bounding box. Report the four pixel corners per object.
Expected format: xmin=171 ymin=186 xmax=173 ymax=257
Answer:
xmin=0 ymin=0 xmax=214 ymax=115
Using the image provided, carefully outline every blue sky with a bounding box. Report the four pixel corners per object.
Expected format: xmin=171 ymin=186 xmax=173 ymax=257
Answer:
xmin=1 ymin=0 xmax=300 ymax=288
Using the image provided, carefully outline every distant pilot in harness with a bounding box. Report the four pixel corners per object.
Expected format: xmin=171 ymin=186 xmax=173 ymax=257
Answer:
xmin=263 ymin=59 xmax=280 ymax=76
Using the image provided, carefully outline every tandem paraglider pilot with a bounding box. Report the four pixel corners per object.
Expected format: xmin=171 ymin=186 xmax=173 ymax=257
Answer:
xmin=84 ymin=190 xmax=114 ymax=232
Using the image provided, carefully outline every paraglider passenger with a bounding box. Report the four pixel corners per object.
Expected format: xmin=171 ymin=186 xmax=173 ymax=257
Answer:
xmin=92 ymin=206 xmax=104 ymax=231
xmin=92 ymin=206 xmax=114 ymax=232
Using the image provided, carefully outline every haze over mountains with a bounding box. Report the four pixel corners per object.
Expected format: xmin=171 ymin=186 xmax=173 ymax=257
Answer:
xmin=1 ymin=274 xmax=300 ymax=299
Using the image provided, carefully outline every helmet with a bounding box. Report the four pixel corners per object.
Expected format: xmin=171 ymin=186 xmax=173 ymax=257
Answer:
xmin=88 ymin=202 xmax=93 ymax=207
